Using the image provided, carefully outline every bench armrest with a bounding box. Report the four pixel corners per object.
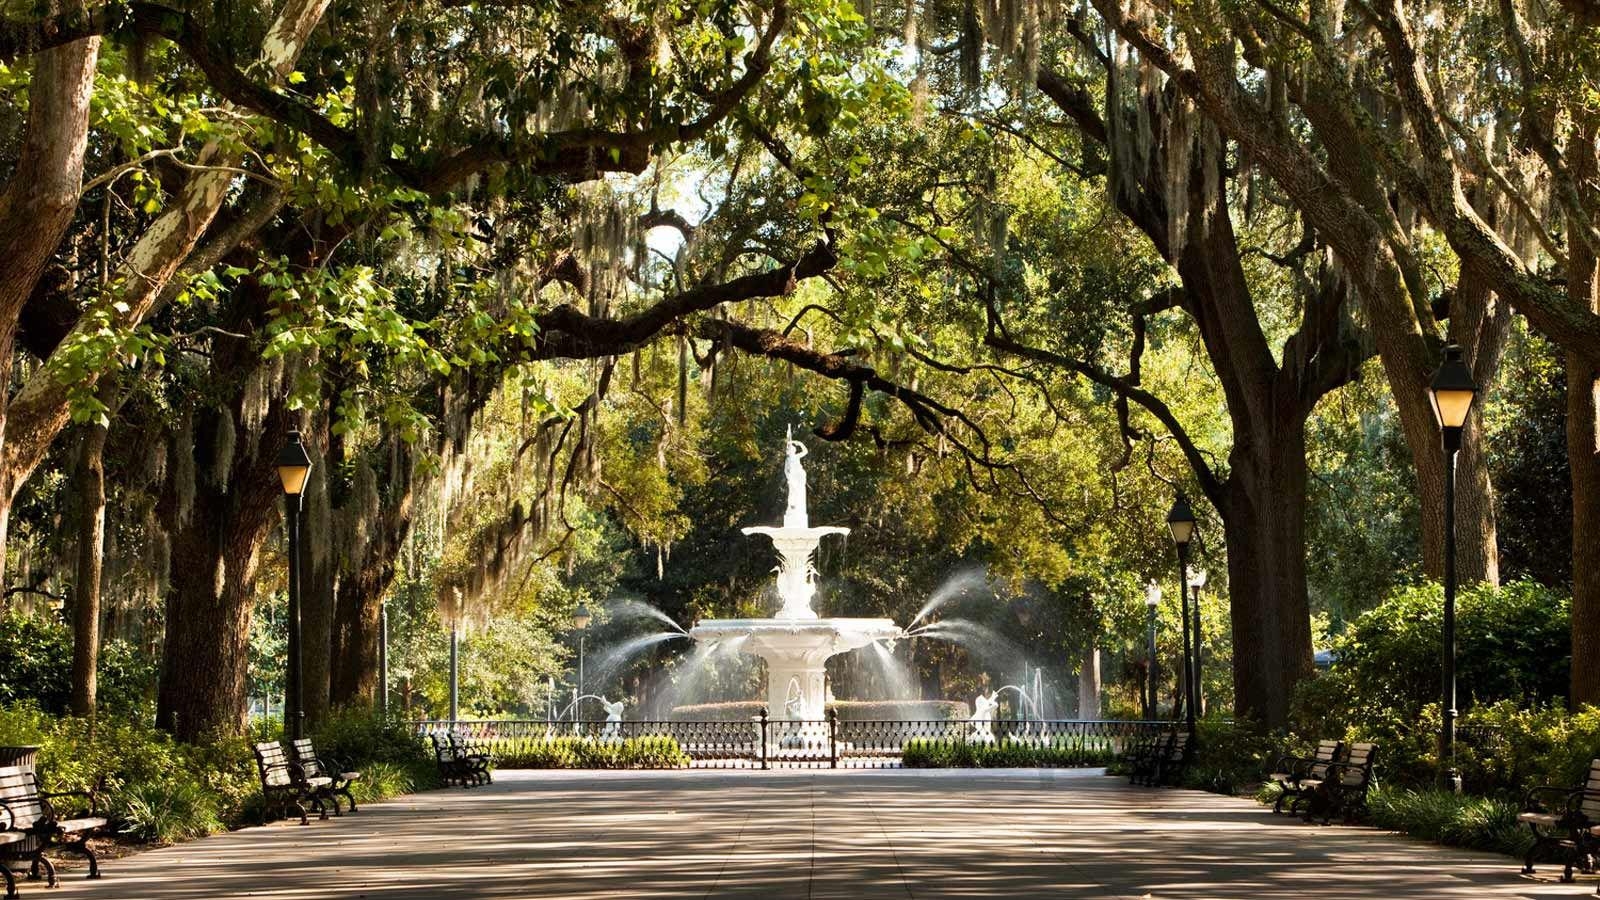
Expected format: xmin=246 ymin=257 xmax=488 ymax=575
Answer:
xmin=1271 ymin=754 xmax=1321 ymax=776
xmin=319 ymin=755 xmax=353 ymax=777
xmin=1565 ymin=788 xmax=1600 ymax=819
xmin=0 ymin=800 xmax=13 ymax=831
xmin=41 ymin=787 xmax=99 ymax=817
xmin=1322 ymin=762 xmax=1372 ymax=786
xmin=1521 ymin=785 xmax=1578 ymax=813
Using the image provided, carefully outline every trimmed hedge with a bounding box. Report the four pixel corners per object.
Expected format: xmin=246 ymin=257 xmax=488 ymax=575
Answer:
xmin=489 ymin=735 xmax=690 ymax=769
xmin=901 ymin=736 xmax=1115 ymax=768
xmin=668 ymin=700 xmax=969 ymax=721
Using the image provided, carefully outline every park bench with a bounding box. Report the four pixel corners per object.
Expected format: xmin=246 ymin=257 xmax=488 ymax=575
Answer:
xmin=252 ymin=741 xmax=330 ymax=826
xmin=430 ymin=732 xmax=491 ymax=787
xmin=0 ymin=764 xmax=106 ymax=898
xmin=1267 ymin=739 xmax=1342 ymax=815
xmin=1297 ymin=741 xmax=1378 ymax=825
xmin=1125 ymin=732 xmax=1171 ymax=786
xmin=1517 ymin=757 xmax=1599 ymax=882
xmin=1151 ymin=732 xmax=1191 ymax=786
xmin=289 ymin=738 xmax=361 ymax=816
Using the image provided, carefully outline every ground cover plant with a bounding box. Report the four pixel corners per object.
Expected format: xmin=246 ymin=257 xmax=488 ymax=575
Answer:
xmin=0 ymin=702 xmax=436 ymax=843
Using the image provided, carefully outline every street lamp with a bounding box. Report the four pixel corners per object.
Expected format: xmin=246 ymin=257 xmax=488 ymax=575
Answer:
xmin=1167 ymin=492 xmax=1198 ymax=737
xmin=275 ymin=430 xmax=312 ymax=741
xmin=379 ymin=601 xmax=389 ymax=717
xmin=1429 ymin=344 xmax=1477 ymax=794
xmin=1144 ymin=582 xmax=1161 ymax=720
xmin=449 ymin=588 xmax=463 ymax=723
xmin=571 ymin=602 xmax=592 ymax=720
xmin=1188 ymin=568 xmax=1208 ymax=719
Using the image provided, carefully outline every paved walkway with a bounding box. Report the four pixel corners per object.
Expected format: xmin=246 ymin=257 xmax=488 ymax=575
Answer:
xmin=36 ymin=768 xmax=1594 ymax=899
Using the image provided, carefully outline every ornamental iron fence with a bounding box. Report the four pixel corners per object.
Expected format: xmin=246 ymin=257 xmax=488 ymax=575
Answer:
xmin=410 ymin=715 xmax=1169 ymax=770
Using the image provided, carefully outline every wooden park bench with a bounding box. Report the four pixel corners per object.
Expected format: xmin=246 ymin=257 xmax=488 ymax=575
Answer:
xmin=1517 ymin=758 xmax=1599 ymax=883
xmin=0 ymin=764 xmax=106 ymax=898
xmin=430 ymin=732 xmax=491 ymax=787
xmin=1151 ymin=731 xmax=1191 ymax=786
xmin=1267 ymin=739 xmax=1342 ymax=815
xmin=1125 ymin=731 xmax=1171 ymax=786
xmin=288 ymin=739 xmax=361 ymax=816
xmin=1297 ymin=741 xmax=1378 ymax=824
xmin=252 ymin=741 xmax=331 ymax=826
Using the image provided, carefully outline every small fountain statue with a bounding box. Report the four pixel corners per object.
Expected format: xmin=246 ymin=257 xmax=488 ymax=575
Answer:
xmin=600 ymin=697 xmax=625 ymax=741
xmin=970 ymin=690 xmax=1000 ymax=744
xmin=783 ymin=677 xmax=806 ymax=721
xmin=783 ymin=425 xmax=809 ymax=528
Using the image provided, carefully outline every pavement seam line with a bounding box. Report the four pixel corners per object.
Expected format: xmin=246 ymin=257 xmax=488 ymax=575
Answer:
xmin=702 ymin=806 xmax=756 ymax=900
xmin=808 ymin=774 xmax=816 ymax=900
xmin=863 ymin=785 xmax=916 ymax=899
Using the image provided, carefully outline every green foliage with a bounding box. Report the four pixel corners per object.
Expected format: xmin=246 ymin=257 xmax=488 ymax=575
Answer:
xmin=489 ymin=736 xmax=690 ymax=769
xmin=0 ymin=609 xmax=156 ymax=717
xmin=1292 ymin=580 xmax=1570 ymax=744
xmin=118 ymin=778 xmax=225 ymax=843
xmin=0 ymin=702 xmax=435 ymax=844
xmin=1366 ymin=787 xmax=1533 ymax=858
xmin=901 ymin=736 xmax=1114 ymax=768
xmin=665 ymin=700 xmax=970 ymax=721
xmin=1179 ymin=718 xmax=1280 ymax=794
xmin=1455 ymin=701 xmax=1600 ymax=799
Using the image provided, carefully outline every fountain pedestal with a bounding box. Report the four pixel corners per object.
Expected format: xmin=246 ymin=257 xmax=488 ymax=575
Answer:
xmin=689 ymin=618 xmax=901 ymax=720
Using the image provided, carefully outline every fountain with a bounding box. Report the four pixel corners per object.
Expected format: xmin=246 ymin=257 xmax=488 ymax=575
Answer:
xmin=689 ymin=428 xmax=902 ymax=720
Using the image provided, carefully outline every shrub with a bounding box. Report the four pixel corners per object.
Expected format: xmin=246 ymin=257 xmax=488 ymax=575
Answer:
xmin=1180 ymin=718 xmax=1279 ymax=794
xmin=0 ymin=701 xmax=439 ymax=844
xmin=312 ymin=708 xmax=439 ymax=797
xmin=118 ymin=778 xmax=225 ymax=843
xmin=901 ymin=735 xmax=1115 ymax=768
xmin=1367 ymin=787 xmax=1533 ymax=858
xmin=668 ymin=701 xmax=765 ymax=721
xmin=828 ymin=700 xmax=969 ymax=721
xmin=1455 ymin=701 xmax=1600 ymax=798
xmin=491 ymin=735 xmax=690 ymax=769
xmin=1294 ymin=580 xmax=1569 ymax=739
xmin=668 ymin=700 xmax=970 ymax=721
xmin=0 ymin=609 xmax=156 ymax=716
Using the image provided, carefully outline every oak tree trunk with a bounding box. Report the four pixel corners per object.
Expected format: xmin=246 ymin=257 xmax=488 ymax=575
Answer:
xmin=69 ymin=419 xmax=108 ymax=721
xmin=1567 ymin=142 xmax=1600 ymax=706
xmin=0 ymin=37 xmax=100 ymax=585
xmin=1219 ymin=414 xmax=1315 ymax=729
xmin=1076 ymin=641 xmax=1101 ymax=720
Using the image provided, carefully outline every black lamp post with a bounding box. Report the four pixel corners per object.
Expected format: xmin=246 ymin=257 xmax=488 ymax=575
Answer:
xmin=571 ymin=602 xmax=592 ymax=718
xmin=449 ymin=588 xmax=462 ymax=723
xmin=1188 ymin=568 xmax=1208 ymax=719
xmin=379 ymin=600 xmax=389 ymax=717
xmin=1429 ymin=344 xmax=1477 ymax=794
xmin=1167 ymin=492 xmax=1198 ymax=737
xmin=1144 ymin=582 xmax=1161 ymax=720
xmin=275 ymin=430 xmax=312 ymax=741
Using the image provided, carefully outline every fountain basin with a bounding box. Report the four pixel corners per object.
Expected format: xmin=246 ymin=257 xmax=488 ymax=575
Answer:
xmin=690 ymin=618 xmax=902 ymax=720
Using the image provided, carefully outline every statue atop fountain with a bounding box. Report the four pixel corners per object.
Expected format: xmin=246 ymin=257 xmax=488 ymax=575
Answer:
xmin=783 ymin=427 xmax=809 ymax=528
xmin=689 ymin=430 xmax=902 ymax=722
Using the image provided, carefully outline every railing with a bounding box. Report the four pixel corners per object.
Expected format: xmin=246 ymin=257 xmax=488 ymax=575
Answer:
xmin=410 ymin=716 xmax=1170 ymax=770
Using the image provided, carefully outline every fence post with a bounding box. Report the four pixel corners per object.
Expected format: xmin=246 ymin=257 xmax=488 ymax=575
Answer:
xmin=828 ymin=708 xmax=838 ymax=769
xmin=759 ymin=708 xmax=769 ymax=770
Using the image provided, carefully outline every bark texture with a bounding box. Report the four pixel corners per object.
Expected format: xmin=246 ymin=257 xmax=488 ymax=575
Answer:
xmin=1569 ymin=133 xmax=1600 ymax=706
xmin=69 ymin=420 xmax=109 ymax=720
xmin=1077 ymin=641 xmax=1101 ymax=719
xmin=0 ymin=37 xmax=100 ymax=584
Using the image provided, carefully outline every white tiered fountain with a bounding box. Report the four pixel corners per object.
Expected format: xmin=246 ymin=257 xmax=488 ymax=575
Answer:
xmin=689 ymin=429 xmax=902 ymax=720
